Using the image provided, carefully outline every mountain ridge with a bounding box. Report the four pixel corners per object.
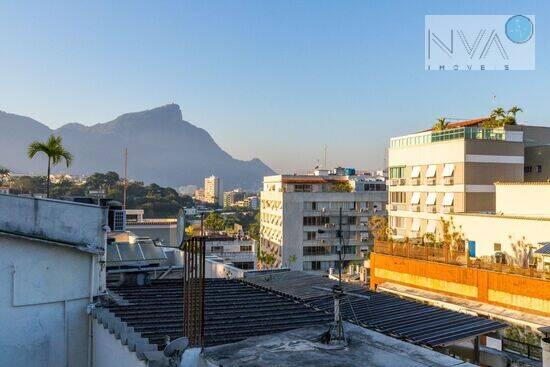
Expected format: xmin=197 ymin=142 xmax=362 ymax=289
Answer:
xmin=0 ymin=104 xmax=275 ymax=190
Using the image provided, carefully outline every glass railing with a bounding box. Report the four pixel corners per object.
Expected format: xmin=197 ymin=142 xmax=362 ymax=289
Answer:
xmin=390 ymin=127 xmax=505 ymax=148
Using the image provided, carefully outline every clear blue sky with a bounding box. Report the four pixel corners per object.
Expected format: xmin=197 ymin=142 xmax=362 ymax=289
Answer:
xmin=0 ymin=0 xmax=547 ymax=173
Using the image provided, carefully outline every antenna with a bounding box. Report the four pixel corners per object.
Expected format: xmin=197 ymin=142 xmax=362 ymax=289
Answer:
xmin=123 ymin=148 xmax=128 ymax=210
xmin=324 ymin=145 xmax=328 ymax=169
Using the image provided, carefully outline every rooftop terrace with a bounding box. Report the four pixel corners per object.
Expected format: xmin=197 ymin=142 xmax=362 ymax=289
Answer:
xmin=390 ymin=126 xmax=507 ymax=149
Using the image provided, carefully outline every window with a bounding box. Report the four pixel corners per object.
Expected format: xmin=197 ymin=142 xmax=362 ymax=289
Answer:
xmin=311 ymin=261 xmax=321 ymax=270
xmin=210 ymin=246 xmax=224 ymax=252
xmin=537 ymin=165 xmax=543 ymax=173
xmin=442 ymin=164 xmax=455 ymax=177
xmin=389 ymin=166 xmax=405 ymax=178
xmin=390 ymin=192 xmax=406 ymax=203
xmin=524 ymin=166 xmax=533 ymax=173
xmin=494 ymin=243 xmax=501 ymax=252
xmin=411 ymin=218 xmax=421 ymax=232
xmin=426 ymin=192 xmax=437 ymax=205
xmin=426 ymin=165 xmax=437 ymax=178
xmin=306 ymin=231 xmax=317 ymax=240
xmin=442 ymin=193 xmax=454 ymax=206
xmin=411 ymin=166 xmax=421 ymax=178
xmin=312 ymin=202 xmax=317 ymax=210
xmin=411 ymin=192 xmax=421 ymax=205
xmin=426 ymin=220 xmax=437 ymax=234
xmin=240 ymin=245 xmax=252 ymax=252
xmin=294 ymin=184 xmax=312 ymax=192
xmin=303 ymin=216 xmax=330 ymax=226
xmin=112 ymin=210 xmax=126 ymax=232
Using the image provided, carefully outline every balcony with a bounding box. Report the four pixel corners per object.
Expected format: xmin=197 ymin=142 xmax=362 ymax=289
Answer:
xmin=390 ymin=126 xmax=506 ymax=149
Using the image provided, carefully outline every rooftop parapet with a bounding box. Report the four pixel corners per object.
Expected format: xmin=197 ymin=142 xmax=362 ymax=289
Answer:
xmin=0 ymin=193 xmax=108 ymax=250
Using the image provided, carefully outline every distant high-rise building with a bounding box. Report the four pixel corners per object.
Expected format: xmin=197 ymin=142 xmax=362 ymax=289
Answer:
xmin=223 ymin=189 xmax=246 ymax=208
xmin=194 ymin=188 xmax=205 ymax=203
xmin=205 ymin=175 xmax=223 ymax=206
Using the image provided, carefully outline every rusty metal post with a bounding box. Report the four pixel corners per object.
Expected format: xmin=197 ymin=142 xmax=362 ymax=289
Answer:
xmin=183 ymin=236 xmax=206 ymax=348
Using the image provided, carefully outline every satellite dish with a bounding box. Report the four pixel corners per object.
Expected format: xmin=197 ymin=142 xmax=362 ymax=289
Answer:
xmin=177 ymin=209 xmax=186 ymax=247
xmin=163 ymin=336 xmax=189 ymax=357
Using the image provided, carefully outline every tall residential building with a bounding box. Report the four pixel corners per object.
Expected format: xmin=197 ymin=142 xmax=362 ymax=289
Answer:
xmin=387 ymin=119 xmax=550 ymax=239
xmin=223 ymin=189 xmax=246 ymax=207
xmin=204 ymin=175 xmax=223 ymax=206
xmin=260 ymin=171 xmax=387 ymax=271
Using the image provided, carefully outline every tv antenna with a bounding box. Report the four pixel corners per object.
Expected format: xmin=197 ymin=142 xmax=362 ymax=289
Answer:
xmin=312 ymin=207 xmax=370 ymax=347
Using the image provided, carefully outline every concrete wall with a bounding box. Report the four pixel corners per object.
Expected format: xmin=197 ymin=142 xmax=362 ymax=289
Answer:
xmin=205 ymin=257 xmax=246 ymax=279
xmin=0 ymin=235 xmax=100 ymax=367
xmin=495 ymin=183 xmax=550 ymax=216
xmin=128 ymin=224 xmax=177 ymax=247
xmin=524 ymin=145 xmax=550 ymax=182
xmin=92 ymin=320 xmax=147 ymax=367
xmin=370 ymin=253 xmax=550 ymax=316
xmin=451 ymin=213 xmax=550 ymax=259
xmin=0 ymin=194 xmax=108 ymax=249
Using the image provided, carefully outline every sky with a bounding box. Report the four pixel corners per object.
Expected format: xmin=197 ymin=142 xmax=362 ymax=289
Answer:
xmin=0 ymin=0 xmax=547 ymax=173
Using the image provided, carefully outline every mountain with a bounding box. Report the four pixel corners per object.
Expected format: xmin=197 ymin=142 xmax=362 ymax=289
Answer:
xmin=0 ymin=104 xmax=275 ymax=190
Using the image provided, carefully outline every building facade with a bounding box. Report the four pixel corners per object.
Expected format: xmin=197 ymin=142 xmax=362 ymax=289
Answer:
xmin=204 ymin=175 xmax=223 ymax=206
xmin=386 ymin=121 xmax=550 ymax=240
xmin=260 ymin=172 xmax=387 ymax=271
xmin=223 ymin=189 xmax=246 ymax=208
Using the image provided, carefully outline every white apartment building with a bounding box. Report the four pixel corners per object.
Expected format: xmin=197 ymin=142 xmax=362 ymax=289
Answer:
xmin=386 ymin=120 xmax=550 ymax=239
xmin=204 ymin=175 xmax=223 ymax=206
xmin=260 ymin=172 xmax=387 ymax=271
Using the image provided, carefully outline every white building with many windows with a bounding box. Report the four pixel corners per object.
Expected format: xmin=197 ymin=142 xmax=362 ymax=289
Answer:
xmin=260 ymin=171 xmax=386 ymax=271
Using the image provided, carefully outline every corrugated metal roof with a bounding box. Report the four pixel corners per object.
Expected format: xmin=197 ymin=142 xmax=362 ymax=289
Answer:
xmin=244 ymin=271 xmax=505 ymax=347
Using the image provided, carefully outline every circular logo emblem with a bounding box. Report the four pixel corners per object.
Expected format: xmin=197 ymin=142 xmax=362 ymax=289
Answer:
xmin=505 ymin=15 xmax=534 ymax=44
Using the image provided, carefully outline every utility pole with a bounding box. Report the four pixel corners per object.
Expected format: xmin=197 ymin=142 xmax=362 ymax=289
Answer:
xmin=123 ymin=148 xmax=128 ymax=210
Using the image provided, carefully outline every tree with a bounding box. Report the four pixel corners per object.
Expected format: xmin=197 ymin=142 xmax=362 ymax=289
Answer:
xmin=368 ymin=215 xmax=389 ymax=242
xmin=432 ymin=117 xmax=449 ymax=131
xmin=332 ymin=181 xmax=352 ymax=192
xmin=28 ymin=135 xmax=73 ymax=198
xmin=203 ymin=212 xmax=226 ymax=231
xmin=484 ymin=106 xmax=522 ymax=128
xmin=506 ymin=106 xmax=523 ymax=125
xmin=0 ymin=167 xmax=9 ymax=184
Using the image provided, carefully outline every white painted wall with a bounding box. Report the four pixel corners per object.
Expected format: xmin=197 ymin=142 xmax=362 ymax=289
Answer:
xmin=0 ymin=236 xmax=100 ymax=367
xmin=205 ymin=257 xmax=246 ymax=279
xmin=451 ymin=213 xmax=550 ymax=259
xmin=93 ymin=320 xmax=147 ymax=367
xmin=496 ymin=183 xmax=550 ymax=216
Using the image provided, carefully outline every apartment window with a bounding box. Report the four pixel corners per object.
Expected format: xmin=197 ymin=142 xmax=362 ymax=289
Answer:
xmin=389 ymin=166 xmax=405 ymax=179
xmin=524 ymin=166 xmax=533 ymax=173
xmin=426 ymin=165 xmax=437 ymax=178
xmin=306 ymin=231 xmax=317 ymax=240
xmin=390 ymin=192 xmax=406 ymax=203
xmin=411 ymin=192 xmax=421 ymax=205
xmin=303 ymin=216 xmax=330 ymax=226
xmin=240 ymin=245 xmax=252 ymax=252
xmin=294 ymin=184 xmax=312 ymax=192
xmin=112 ymin=210 xmax=126 ymax=232
xmin=391 ymin=216 xmax=405 ymax=228
xmin=211 ymin=246 xmax=224 ymax=252
xmin=442 ymin=164 xmax=455 ymax=177
xmin=311 ymin=261 xmax=321 ymax=271
xmin=494 ymin=243 xmax=502 ymax=252
xmin=426 ymin=192 xmax=437 ymax=205
xmin=411 ymin=166 xmax=421 ymax=178
xmin=537 ymin=165 xmax=543 ymax=173
xmin=312 ymin=201 xmax=317 ymax=210
xmin=442 ymin=192 xmax=454 ymax=206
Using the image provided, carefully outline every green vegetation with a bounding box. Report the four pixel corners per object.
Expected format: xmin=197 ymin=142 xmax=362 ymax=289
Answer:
xmin=432 ymin=117 xmax=448 ymax=131
xmin=331 ymin=181 xmax=353 ymax=192
xmin=482 ymin=106 xmax=523 ymax=128
xmin=28 ymin=135 xmax=73 ymax=198
xmin=368 ymin=215 xmax=389 ymax=241
xmin=7 ymin=171 xmax=193 ymax=218
xmin=0 ymin=167 xmax=9 ymax=185
xmin=202 ymin=211 xmax=259 ymax=235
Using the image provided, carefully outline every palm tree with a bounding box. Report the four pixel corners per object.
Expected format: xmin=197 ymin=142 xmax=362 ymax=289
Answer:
xmin=28 ymin=135 xmax=73 ymax=198
xmin=432 ymin=117 xmax=448 ymax=131
xmin=490 ymin=107 xmax=506 ymax=120
xmin=506 ymin=106 xmax=523 ymax=125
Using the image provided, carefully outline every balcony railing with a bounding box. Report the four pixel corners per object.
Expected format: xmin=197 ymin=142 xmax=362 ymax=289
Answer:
xmin=374 ymin=241 xmax=550 ymax=279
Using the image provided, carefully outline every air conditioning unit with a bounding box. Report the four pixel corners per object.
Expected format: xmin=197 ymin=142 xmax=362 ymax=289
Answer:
xmin=410 ymin=178 xmax=420 ymax=186
xmin=360 ymin=223 xmax=367 ymax=227
xmin=390 ymin=178 xmax=399 ymax=186
xmin=426 ymin=178 xmax=436 ymax=186
xmin=320 ymin=239 xmax=326 ymax=244
xmin=443 ymin=177 xmax=454 ymax=185
xmin=426 ymin=205 xmax=437 ymax=213
xmin=442 ymin=206 xmax=454 ymax=213
xmin=324 ymin=223 xmax=331 ymax=228
xmin=398 ymin=178 xmax=406 ymax=185
xmin=360 ymin=208 xmax=368 ymax=213
xmin=410 ymin=205 xmax=420 ymax=212
xmin=321 ymin=207 xmax=327 ymax=212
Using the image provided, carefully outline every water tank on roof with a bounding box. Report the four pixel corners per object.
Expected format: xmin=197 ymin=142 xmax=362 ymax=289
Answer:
xmin=344 ymin=168 xmax=356 ymax=176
